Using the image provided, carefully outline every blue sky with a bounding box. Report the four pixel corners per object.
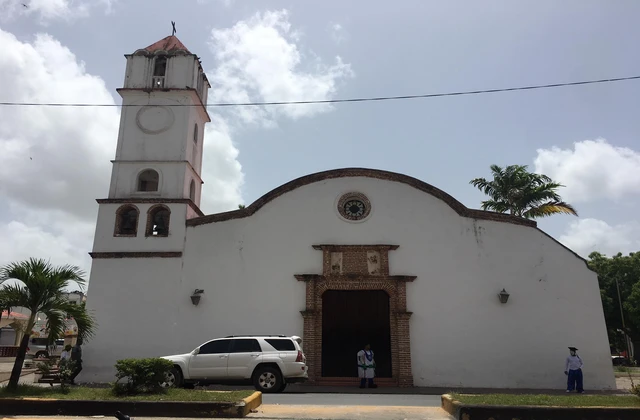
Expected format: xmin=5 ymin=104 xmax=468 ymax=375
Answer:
xmin=0 ymin=0 xmax=639 ymax=276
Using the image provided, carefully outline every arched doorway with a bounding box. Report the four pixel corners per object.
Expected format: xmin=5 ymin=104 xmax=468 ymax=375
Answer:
xmin=321 ymin=290 xmax=392 ymax=378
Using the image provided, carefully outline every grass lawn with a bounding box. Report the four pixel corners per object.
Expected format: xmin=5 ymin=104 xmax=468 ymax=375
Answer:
xmin=450 ymin=393 xmax=640 ymax=408
xmin=0 ymin=385 xmax=254 ymax=402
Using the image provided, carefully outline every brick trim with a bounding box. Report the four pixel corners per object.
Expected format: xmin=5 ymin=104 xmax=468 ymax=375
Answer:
xmin=312 ymin=244 xmax=400 ymax=251
xmin=295 ymin=245 xmax=415 ymax=387
xmin=186 ymin=168 xmax=536 ymax=228
xmin=89 ymin=252 xmax=182 ymax=259
xmin=97 ymin=198 xmax=204 ymax=217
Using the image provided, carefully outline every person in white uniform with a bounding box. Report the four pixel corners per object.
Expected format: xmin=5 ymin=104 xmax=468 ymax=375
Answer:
xmin=357 ymin=344 xmax=377 ymax=388
xmin=564 ymin=346 xmax=584 ymax=393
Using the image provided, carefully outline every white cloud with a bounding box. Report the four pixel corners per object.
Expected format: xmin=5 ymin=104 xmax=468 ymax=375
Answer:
xmin=534 ymin=139 xmax=640 ymax=203
xmin=328 ymin=22 xmax=347 ymax=44
xmin=200 ymin=115 xmax=244 ymax=212
xmin=197 ymin=0 xmax=235 ymax=6
xmin=0 ymin=29 xmax=243 ymax=274
xmin=0 ymin=10 xmax=352 ymax=275
xmin=559 ymin=218 xmax=640 ymax=258
xmin=0 ymin=0 xmax=115 ymax=23
xmin=207 ymin=9 xmax=354 ymax=126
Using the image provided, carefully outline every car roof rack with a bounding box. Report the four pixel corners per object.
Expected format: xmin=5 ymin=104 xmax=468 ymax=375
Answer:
xmin=224 ymin=335 xmax=288 ymax=338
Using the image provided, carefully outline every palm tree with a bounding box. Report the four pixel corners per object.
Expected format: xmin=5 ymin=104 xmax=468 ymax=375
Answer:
xmin=470 ymin=164 xmax=578 ymax=219
xmin=0 ymin=258 xmax=96 ymax=391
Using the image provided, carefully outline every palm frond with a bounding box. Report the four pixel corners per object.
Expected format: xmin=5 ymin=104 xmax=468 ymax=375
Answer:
xmin=522 ymin=202 xmax=579 ymax=219
xmin=0 ymin=284 xmax=30 ymax=309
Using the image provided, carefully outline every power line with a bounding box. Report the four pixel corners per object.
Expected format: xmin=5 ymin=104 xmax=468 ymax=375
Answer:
xmin=1 ymin=75 xmax=639 ymax=108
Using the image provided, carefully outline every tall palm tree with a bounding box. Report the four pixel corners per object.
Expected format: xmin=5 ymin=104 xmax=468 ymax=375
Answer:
xmin=470 ymin=164 xmax=578 ymax=219
xmin=0 ymin=258 xmax=96 ymax=391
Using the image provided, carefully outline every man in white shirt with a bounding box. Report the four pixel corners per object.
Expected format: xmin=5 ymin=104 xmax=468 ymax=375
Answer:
xmin=564 ymin=346 xmax=584 ymax=393
xmin=357 ymin=344 xmax=377 ymax=389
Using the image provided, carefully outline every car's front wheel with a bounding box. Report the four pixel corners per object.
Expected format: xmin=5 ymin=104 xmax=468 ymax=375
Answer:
xmin=160 ymin=367 xmax=183 ymax=388
xmin=253 ymin=366 xmax=283 ymax=393
xmin=35 ymin=351 xmax=48 ymax=359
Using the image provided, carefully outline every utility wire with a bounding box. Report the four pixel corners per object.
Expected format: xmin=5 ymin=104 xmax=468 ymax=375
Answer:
xmin=1 ymin=75 xmax=639 ymax=108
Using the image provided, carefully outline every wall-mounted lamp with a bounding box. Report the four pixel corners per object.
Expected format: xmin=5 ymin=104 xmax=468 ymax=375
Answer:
xmin=190 ymin=289 xmax=204 ymax=306
xmin=498 ymin=288 xmax=510 ymax=304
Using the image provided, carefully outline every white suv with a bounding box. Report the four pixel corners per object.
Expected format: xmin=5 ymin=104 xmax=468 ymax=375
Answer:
xmin=161 ymin=335 xmax=308 ymax=393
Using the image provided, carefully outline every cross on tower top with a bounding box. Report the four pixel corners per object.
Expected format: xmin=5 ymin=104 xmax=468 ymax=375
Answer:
xmin=171 ymin=21 xmax=176 ymax=36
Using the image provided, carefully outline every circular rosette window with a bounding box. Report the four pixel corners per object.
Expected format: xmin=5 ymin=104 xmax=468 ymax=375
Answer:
xmin=337 ymin=192 xmax=372 ymax=222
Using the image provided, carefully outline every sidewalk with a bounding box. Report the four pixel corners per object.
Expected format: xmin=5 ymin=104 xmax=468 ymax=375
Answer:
xmin=205 ymin=382 xmax=630 ymax=395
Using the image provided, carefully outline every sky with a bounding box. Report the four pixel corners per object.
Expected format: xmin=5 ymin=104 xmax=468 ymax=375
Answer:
xmin=0 ymin=0 xmax=639 ymax=280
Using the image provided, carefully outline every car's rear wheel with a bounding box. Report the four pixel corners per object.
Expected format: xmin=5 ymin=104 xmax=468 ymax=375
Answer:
xmin=35 ymin=351 xmax=48 ymax=359
xmin=253 ymin=366 xmax=283 ymax=393
xmin=160 ymin=367 xmax=183 ymax=388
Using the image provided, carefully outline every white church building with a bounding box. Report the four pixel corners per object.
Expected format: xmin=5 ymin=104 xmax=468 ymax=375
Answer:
xmin=84 ymin=34 xmax=615 ymax=390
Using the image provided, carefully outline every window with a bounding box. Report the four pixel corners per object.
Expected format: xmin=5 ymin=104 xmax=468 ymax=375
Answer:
xmin=265 ymin=339 xmax=296 ymax=351
xmin=199 ymin=339 xmax=231 ymax=355
xmin=189 ymin=180 xmax=196 ymax=201
xmin=137 ymin=169 xmax=159 ymax=192
xmin=114 ymin=205 xmax=139 ymax=236
xmin=230 ymin=339 xmax=262 ymax=353
xmin=153 ymin=57 xmax=167 ymax=76
xmin=152 ymin=57 xmax=167 ymax=88
xmin=146 ymin=205 xmax=170 ymax=237
xmin=193 ymin=123 xmax=198 ymax=143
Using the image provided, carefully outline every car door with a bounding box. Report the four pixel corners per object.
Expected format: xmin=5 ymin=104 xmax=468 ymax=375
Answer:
xmin=188 ymin=339 xmax=231 ymax=379
xmin=226 ymin=338 xmax=262 ymax=379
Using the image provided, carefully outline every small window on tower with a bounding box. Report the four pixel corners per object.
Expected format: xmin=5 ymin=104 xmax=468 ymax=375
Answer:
xmin=152 ymin=56 xmax=167 ymax=88
xmin=137 ymin=169 xmax=159 ymax=192
xmin=114 ymin=205 xmax=139 ymax=237
xmin=146 ymin=205 xmax=170 ymax=237
xmin=193 ymin=123 xmax=198 ymax=143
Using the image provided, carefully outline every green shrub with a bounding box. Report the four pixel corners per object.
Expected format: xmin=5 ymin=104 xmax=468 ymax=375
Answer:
xmin=112 ymin=358 xmax=174 ymax=395
xmin=35 ymin=360 xmax=54 ymax=374
xmin=58 ymin=360 xmax=76 ymax=393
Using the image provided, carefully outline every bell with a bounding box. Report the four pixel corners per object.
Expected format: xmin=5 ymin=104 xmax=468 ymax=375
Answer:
xmin=153 ymin=213 xmax=167 ymax=235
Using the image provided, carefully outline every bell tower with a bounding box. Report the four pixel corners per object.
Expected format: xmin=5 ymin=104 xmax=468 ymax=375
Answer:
xmin=91 ymin=34 xmax=210 ymax=252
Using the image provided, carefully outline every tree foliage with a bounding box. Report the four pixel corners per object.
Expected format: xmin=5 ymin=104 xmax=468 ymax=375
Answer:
xmin=588 ymin=251 xmax=640 ymax=354
xmin=470 ymin=164 xmax=578 ymax=219
xmin=0 ymin=258 xmax=97 ymax=391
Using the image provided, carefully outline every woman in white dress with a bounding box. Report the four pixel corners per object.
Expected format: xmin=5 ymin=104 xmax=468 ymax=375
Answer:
xmin=357 ymin=344 xmax=377 ymax=389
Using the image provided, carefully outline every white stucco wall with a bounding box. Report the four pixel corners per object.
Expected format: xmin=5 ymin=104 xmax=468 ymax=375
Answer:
xmin=85 ymin=176 xmax=615 ymax=390
xmin=91 ymin=203 xmax=187 ymax=253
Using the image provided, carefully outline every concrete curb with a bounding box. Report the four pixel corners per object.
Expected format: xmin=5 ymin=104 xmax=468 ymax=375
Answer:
xmin=239 ymin=391 xmax=263 ymax=416
xmin=441 ymin=393 xmax=640 ymax=420
xmin=0 ymin=392 xmax=262 ymax=418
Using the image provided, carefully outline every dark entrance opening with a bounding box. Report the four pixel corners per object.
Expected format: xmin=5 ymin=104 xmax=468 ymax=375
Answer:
xmin=321 ymin=290 xmax=392 ymax=378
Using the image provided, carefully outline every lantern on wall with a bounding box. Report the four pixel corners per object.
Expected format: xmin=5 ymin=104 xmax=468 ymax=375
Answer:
xmin=190 ymin=289 xmax=204 ymax=306
xmin=498 ymin=288 xmax=510 ymax=304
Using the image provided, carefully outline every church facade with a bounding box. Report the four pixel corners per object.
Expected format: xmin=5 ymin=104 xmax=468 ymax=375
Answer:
xmin=84 ymin=35 xmax=616 ymax=390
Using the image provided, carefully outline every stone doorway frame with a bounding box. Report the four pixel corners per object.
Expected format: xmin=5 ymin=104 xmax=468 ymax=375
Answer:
xmin=295 ymin=244 xmax=416 ymax=387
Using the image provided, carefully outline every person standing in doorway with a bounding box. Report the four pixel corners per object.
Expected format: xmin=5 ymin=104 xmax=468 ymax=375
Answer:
xmin=357 ymin=344 xmax=377 ymax=389
xmin=69 ymin=338 xmax=83 ymax=385
xmin=564 ymin=346 xmax=584 ymax=393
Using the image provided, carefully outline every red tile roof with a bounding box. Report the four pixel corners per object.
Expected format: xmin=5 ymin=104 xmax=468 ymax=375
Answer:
xmin=1 ymin=310 xmax=28 ymax=319
xmin=143 ymin=35 xmax=191 ymax=53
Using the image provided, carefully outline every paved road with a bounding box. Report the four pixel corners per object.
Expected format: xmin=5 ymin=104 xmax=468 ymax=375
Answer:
xmin=263 ymin=392 xmax=442 ymax=407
